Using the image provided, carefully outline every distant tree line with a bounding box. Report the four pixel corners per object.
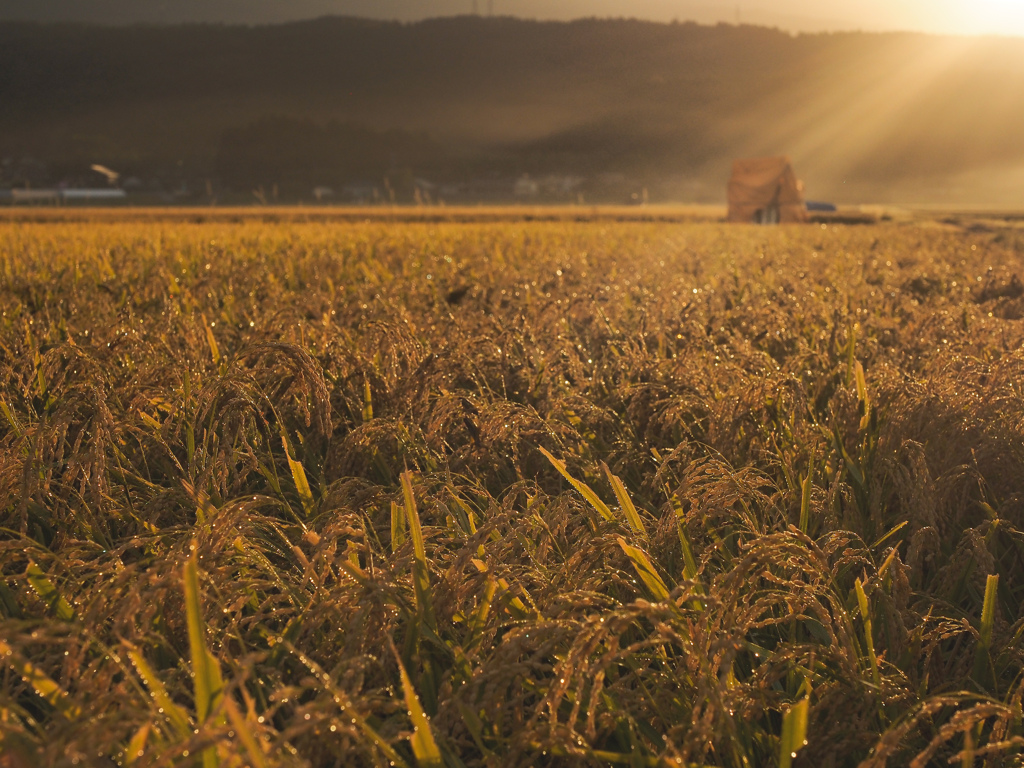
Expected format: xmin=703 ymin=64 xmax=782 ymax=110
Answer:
xmin=3 ymin=16 xmax=1024 ymax=202
xmin=214 ymin=119 xmax=442 ymax=197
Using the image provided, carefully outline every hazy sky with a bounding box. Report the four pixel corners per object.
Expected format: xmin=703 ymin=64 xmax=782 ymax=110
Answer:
xmin=3 ymin=0 xmax=1024 ymax=36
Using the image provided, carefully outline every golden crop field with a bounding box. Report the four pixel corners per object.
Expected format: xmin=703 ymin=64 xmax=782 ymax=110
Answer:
xmin=2 ymin=215 xmax=1024 ymax=767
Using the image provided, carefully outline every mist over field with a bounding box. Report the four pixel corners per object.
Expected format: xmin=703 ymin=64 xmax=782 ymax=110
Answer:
xmin=3 ymin=16 xmax=1024 ymax=205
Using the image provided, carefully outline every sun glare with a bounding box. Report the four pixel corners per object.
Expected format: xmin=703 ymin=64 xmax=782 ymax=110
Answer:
xmin=949 ymin=0 xmax=1024 ymax=35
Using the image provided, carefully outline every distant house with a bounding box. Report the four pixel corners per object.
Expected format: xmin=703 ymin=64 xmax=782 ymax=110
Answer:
xmin=727 ymin=157 xmax=808 ymax=224
xmin=11 ymin=189 xmax=61 ymax=204
xmin=437 ymin=182 xmax=465 ymax=200
xmin=61 ymin=189 xmax=126 ymax=202
xmin=341 ymin=183 xmax=378 ymax=203
xmin=539 ymin=175 xmax=585 ymax=197
xmin=2 ymin=188 xmax=127 ymax=205
xmin=514 ymin=174 xmax=539 ymax=198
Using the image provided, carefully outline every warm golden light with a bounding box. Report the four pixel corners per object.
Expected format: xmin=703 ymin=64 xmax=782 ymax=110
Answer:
xmin=945 ymin=0 xmax=1024 ymax=35
xmin=728 ymin=0 xmax=1024 ymax=38
xmin=975 ymin=0 xmax=1024 ymax=24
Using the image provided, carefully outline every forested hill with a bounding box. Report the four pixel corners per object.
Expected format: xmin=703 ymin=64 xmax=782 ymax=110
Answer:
xmin=3 ymin=16 xmax=1024 ymax=204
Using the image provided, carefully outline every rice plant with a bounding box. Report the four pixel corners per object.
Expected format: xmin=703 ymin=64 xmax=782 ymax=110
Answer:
xmin=1 ymin=216 xmax=1024 ymax=766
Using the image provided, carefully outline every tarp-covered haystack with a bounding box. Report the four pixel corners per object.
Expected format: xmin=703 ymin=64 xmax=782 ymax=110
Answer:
xmin=727 ymin=156 xmax=808 ymax=224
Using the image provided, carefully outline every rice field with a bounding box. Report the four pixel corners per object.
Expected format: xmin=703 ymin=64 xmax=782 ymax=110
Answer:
xmin=2 ymin=216 xmax=1024 ymax=767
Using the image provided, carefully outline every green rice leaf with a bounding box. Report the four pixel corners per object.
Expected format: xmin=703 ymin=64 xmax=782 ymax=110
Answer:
xmin=616 ymin=536 xmax=671 ymax=602
xmin=402 ymin=471 xmax=437 ymax=633
xmin=184 ymin=551 xmax=224 ymax=768
xmin=184 ymin=551 xmax=224 ymax=724
xmin=124 ymin=723 xmax=152 ymax=765
xmin=26 ymin=561 xmax=75 ymax=621
xmin=363 ymin=376 xmax=374 ymax=422
xmin=854 ymin=360 xmax=871 ymax=431
xmin=778 ymin=696 xmax=809 ymax=768
xmin=0 ymin=398 xmax=23 ymax=437
xmin=471 ymin=559 xmax=533 ymax=620
xmin=127 ymin=648 xmax=192 ymax=738
xmin=465 ymin=575 xmax=496 ymax=651
xmin=855 ymin=578 xmax=880 ymax=688
xmin=540 ymin=447 xmax=614 ymax=522
xmin=395 ymin=652 xmax=443 ymax=768
xmin=602 ymin=462 xmax=645 ymax=535
xmin=871 ymin=521 xmax=908 ymax=550
xmin=280 ymin=427 xmax=315 ymax=517
xmin=668 ymin=492 xmax=702 ymax=589
xmin=979 ymin=573 xmax=999 ymax=650
xmin=974 ymin=573 xmax=999 ymax=688
xmin=391 ymin=500 xmax=406 ymax=554
xmin=0 ymin=640 xmax=80 ymax=720
xmin=201 ymin=313 xmax=220 ymax=364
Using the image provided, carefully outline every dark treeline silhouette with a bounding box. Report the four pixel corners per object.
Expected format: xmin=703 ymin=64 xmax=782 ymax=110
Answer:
xmin=215 ymin=119 xmax=443 ymax=197
xmin=3 ymin=16 xmax=1024 ymax=202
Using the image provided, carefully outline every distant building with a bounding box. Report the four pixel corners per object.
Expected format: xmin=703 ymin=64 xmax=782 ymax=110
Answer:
xmin=514 ymin=174 xmax=539 ymax=198
xmin=341 ymin=183 xmax=378 ymax=203
xmin=2 ymin=188 xmax=127 ymax=205
xmin=61 ymin=189 xmax=127 ymax=202
xmin=437 ymin=182 xmax=465 ymax=200
xmin=727 ymin=156 xmax=808 ymax=224
xmin=539 ymin=175 xmax=585 ymax=197
xmin=11 ymin=189 xmax=60 ymax=204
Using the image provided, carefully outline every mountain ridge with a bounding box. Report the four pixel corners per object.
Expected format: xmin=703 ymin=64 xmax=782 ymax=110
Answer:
xmin=0 ymin=1 xmax=916 ymax=35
